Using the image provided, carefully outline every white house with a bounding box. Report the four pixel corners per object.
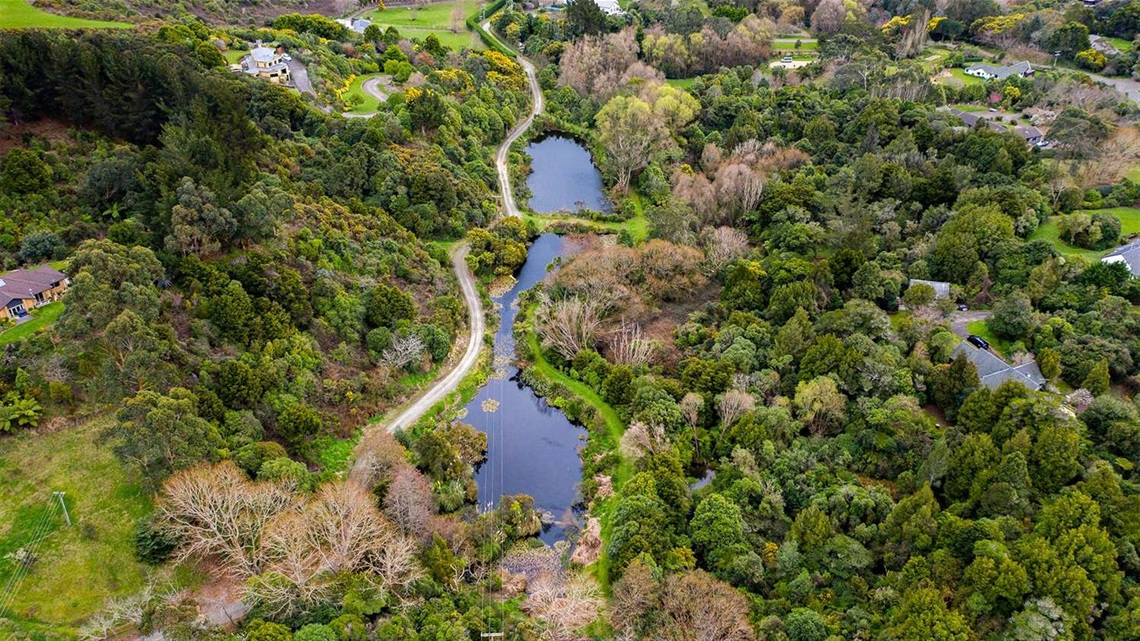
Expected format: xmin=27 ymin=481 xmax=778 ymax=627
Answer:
xmin=964 ymin=60 xmax=1034 ymax=80
xmin=593 ymin=0 xmax=624 ymax=15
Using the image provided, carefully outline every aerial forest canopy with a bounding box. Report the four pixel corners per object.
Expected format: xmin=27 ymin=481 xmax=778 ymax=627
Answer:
xmin=2 ymin=0 xmax=1140 ymax=637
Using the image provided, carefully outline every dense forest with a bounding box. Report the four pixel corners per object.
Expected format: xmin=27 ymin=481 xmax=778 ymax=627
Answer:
xmin=3 ymin=0 xmax=1140 ymax=637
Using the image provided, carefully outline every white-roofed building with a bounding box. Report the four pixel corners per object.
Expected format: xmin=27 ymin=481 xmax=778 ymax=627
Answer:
xmin=231 ymin=41 xmax=292 ymax=85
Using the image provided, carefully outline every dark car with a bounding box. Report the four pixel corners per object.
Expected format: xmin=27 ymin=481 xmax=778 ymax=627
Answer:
xmin=967 ymin=334 xmax=989 ymax=350
xmin=957 ymin=304 xmax=969 ymax=312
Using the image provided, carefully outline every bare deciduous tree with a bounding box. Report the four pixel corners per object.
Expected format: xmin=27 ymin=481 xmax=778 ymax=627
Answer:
xmin=383 ymin=465 xmax=436 ymax=539
xmin=608 ymin=321 xmax=656 ymax=367
xmin=558 ymin=29 xmax=639 ymax=99
xmin=249 ymin=482 xmax=421 ymax=619
xmin=658 ymin=570 xmax=755 ymax=641
xmin=383 ymin=333 xmax=425 ymax=370
xmin=717 ymin=389 xmax=756 ymax=433
xmin=714 ymin=163 xmax=764 ymax=226
xmin=535 ymin=294 xmax=603 ymax=360
xmin=350 ymin=428 xmax=410 ymax=490
xmin=700 ymin=226 xmax=749 ymax=275
xmin=619 ymin=421 xmax=670 ymax=460
xmin=524 ymin=571 xmax=604 ymax=640
xmin=680 ymin=392 xmax=703 ymax=429
xmin=156 ymin=462 xmax=295 ymax=578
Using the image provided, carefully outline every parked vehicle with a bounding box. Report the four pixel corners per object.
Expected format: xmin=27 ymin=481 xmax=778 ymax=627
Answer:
xmin=781 ymin=56 xmax=793 ymax=63
xmin=967 ymin=334 xmax=990 ymax=350
xmin=957 ymin=304 xmax=969 ymax=311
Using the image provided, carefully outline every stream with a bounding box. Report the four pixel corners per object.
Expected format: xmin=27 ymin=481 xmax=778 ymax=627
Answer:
xmin=466 ymin=234 xmax=586 ymax=543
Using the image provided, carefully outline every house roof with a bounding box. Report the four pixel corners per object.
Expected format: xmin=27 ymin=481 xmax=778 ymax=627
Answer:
xmin=0 ymin=266 xmax=66 ymax=307
xmin=948 ymin=108 xmax=1006 ymax=133
xmin=1014 ymin=125 xmax=1043 ymax=140
xmin=250 ymin=45 xmax=278 ymax=64
xmin=1102 ymin=240 xmax=1140 ymax=274
xmin=593 ymin=0 xmax=623 ymax=14
xmin=951 ymin=341 xmax=1045 ymax=390
xmin=908 ymin=278 xmax=951 ymax=299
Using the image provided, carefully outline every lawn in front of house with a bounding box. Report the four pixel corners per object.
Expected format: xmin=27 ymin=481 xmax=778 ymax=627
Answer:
xmin=937 ymin=68 xmax=984 ymax=86
xmin=0 ymin=0 xmax=131 ymax=28
xmin=0 ymin=417 xmax=154 ymax=633
xmin=0 ymin=302 xmax=64 ymax=347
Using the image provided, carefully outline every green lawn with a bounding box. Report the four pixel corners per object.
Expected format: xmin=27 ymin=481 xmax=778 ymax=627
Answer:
xmin=665 ymin=77 xmax=698 ymax=89
xmin=0 ymin=417 xmax=152 ymax=633
xmin=966 ymin=320 xmax=1013 ymax=358
xmin=0 ymin=0 xmax=131 ymax=29
xmin=0 ymin=302 xmax=64 ymax=347
xmin=1080 ymin=206 xmax=1140 ymax=236
xmin=773 ymin=38 xmax=818 ymax=50
xmin=365 ymin=0 xmax=483 ymax=49
xmin=344 ymin=73 xmax=385 ymax=114
xmin=1101 ymin=35 xmax=1134 ymax=52
xmin=937 ymin=68 xmax=984 ymax=86
xmin=1028 ymin=217 xmax=1107 ymax=261
xmin=224 ymin=48 xmax=247 ymax=64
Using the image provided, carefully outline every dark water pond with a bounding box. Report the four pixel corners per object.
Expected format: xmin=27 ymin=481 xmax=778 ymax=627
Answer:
xmin=525 ymin=136 xmax=612 ymax=214
xmin=467 ymin=233 xmax=587 ymax=543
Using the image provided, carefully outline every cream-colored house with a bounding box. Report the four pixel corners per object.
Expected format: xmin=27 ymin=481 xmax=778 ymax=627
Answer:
xmin=232 ymin=41 xmax=292 ymax=85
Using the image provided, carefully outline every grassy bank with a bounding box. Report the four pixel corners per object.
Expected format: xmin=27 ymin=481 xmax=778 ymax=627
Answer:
xmin=0 ymin=417 xmax=151 ymax=633
xmin=0 ymin=0 xmax=131 ymax=29
xmin=519 ymin=302 xmax=629 ymax=587
xmin=1028 ymin=217 xmax=1107 ymax=261
xmin=344 ymin=73 xmax=385 ymax=114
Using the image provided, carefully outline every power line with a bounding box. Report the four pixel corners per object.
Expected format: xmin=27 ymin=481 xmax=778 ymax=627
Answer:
xmin=0 ymin=496 xmax=61 ymax=617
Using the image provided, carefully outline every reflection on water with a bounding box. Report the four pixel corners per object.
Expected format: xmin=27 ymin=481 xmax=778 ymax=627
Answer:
xmin=525 ymin=136 xmax=612 ymax=214
xmin=467 ymin=234 xmax=587 ymax=543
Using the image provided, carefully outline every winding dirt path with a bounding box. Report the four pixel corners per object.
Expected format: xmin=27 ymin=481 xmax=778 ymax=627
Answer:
xmin=377 ymin=36 xmax=542 ymax=432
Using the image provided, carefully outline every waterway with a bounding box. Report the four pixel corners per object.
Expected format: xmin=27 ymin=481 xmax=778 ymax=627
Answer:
xmin=525 ymin=136 xmax=612 ymax=214
xmin=467 ymin=233 xmax=587 ymax=543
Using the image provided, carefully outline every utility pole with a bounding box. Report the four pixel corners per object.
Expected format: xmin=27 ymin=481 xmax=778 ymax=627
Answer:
xmin=52 ymin=492 xmax=71 ymax=526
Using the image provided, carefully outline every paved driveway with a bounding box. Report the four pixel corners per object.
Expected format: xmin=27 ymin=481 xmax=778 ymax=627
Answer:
xmin=286 ymin=59 xmax=314 ymax=96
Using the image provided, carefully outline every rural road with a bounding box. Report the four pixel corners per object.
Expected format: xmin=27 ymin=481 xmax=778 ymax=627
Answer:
xmin=383 ymin=244 xmax=485 ymax=432
xmin=379 ymin=32 xmax=543 ymax=432
xmin=486 ymin=20 xmax=543 ymax=218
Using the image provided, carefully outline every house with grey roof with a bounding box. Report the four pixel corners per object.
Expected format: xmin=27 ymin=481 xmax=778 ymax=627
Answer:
xmin=907 ymin=278 xmax=951 ymax=300
xmin=946 ymin=108 xmax=1006 ymax=133
xmin=965 ymin=60 xmax=1034 ymax=80
xmin=1014 ymin=125 xmax=1044 ymax=144
xmin=951 ymin=341 xmax=1047 ymax=390
xmin=1102 ymin=240 xmax=1140 ymax=275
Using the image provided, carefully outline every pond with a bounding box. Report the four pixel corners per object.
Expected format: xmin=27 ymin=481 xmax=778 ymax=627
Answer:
xmin=525 ymin=136 xmax=612 ymax=214
xmin=466 ymin=233 xmax=587 ymax=543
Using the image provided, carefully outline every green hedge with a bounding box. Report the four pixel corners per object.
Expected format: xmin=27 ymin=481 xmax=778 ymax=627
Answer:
xmin=466 ymin=0 xmax=515 ymax=58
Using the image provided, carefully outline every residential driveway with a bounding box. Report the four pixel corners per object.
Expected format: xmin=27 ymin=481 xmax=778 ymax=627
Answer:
xmin=950 ymin=309 xmax=992 ymax=339
xmin=286 ymin=59 xmax=314 ymax=96
xmin=1084 ymin=71 xmax=1140 ymax=103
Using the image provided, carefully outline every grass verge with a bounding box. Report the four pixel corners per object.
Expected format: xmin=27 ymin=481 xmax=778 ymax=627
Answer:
xmin=344 ymin=73 xmax=385 ymax=114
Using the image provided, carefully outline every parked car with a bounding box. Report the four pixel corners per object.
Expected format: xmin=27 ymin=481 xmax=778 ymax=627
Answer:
xmin=282 ymin=54 xmax=292 ymax=61
xmin=957 ymin=304 xmax=969 ymax=311
xmin=781 ymin=56 xmax=793 ymax=63
xmin=967 ymin=334 xmax=990 ymax=350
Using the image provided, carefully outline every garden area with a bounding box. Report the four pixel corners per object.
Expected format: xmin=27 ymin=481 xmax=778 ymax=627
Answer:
xmin=0 ymin=302 xmax=64 ymax=348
